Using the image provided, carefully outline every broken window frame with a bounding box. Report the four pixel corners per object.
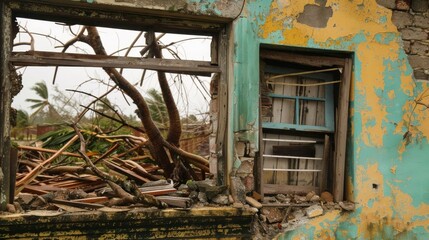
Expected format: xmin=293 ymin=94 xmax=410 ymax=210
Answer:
xmin=0 ymin=0 xmax=230 ymax=209
xmin=257 ymin=47 xmax=352 ymax=202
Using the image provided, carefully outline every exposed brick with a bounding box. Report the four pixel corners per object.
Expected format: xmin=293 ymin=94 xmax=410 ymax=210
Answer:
xmin=414 ymin=15 xmax=429 ymax=28
xmin=403 ymin=40 xmax=411 ymax=53
xmin=413 ymin=70 xmax=429 ymax=80
xmin=400 ymin=28 xmax=428 ymax=40
xmin=392 ymin=11 xmax=413 ymax=29
xmin=411 ymin=0 xmax=429 ymax=12
xmin=408 ymin=55 xmax=429 ymax=69
xmin=396 ymin=0 xmax=411 ymax=10
xmin=376 ymin=0 xmax=396 ymax=9
xmin=411 ymin=41 xmax=429 ymax=55
xmin=242 ymin=175 xmax=254 ymax=192
xmin=236 ymin=159 xmax=253 ymax=176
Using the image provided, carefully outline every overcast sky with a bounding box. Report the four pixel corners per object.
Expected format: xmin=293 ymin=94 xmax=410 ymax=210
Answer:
xmin=12 ymin=18 xmax=212 ymax=119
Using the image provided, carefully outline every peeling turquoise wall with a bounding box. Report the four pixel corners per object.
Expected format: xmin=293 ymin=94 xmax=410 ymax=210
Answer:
xmin=229 ymin=0 xmax=429 ymax=239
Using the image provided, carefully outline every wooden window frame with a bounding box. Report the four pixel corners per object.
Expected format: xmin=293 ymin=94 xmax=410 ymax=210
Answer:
xmin=0 ymin=0 xmax=230 ymax=209
xmin=257 ymin=47 xmax=352 ymax=202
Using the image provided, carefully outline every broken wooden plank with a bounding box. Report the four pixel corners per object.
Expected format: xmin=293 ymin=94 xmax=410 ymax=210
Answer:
xmin=156 ymin=196 xmax=191 ymax=208
xmin=21 ymin=185 xmax=49 ymax=195
xmin=104 ymin=161 xmax=150 ymax=184
xmin=10 ymin=51 xmax=220 ymax=76
xmin=51 ymin=199 xmax=105 ymax=210
xmin=71 ymin=196 xmax=109 ymax=204
xmin=333 ymin=58 xmax=352 ymax=202
xmin=15 ymin=135 xmax=79 ymax=193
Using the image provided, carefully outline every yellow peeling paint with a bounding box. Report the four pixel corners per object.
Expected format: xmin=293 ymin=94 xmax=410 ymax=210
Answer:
xmin=355 ymin=163 xmax=429 ymax=238
xmin=260 ymin=0 xmax=396 ymax=46
xmin=390 ymin=166 xmax=397 ymax=174
xmin=388 ymin=90 xmax=395 ymax=100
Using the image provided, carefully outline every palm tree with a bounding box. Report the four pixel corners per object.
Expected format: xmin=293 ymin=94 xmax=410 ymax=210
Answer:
xmin=16 ymin=109 xmax=29 ymax=128
xmin=26 ymin=81 xmax=61 ymax=123
xmin=146 ymin=88 xmax=169 ymax=129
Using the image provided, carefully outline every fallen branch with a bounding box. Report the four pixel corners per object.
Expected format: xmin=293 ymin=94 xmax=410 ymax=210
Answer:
xmin=72 ymin=124 xmax=167 ymax=208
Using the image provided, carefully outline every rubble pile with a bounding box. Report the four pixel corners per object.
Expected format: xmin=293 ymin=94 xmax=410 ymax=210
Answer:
xmin=251 ymin=191 xmax=356 ymax=239
xmin=4 ymin=134 xmax=225 ymax=214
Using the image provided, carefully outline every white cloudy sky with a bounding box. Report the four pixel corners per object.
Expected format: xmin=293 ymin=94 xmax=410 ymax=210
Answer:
xmin=12 ymin=18 xmax=212 ymax=119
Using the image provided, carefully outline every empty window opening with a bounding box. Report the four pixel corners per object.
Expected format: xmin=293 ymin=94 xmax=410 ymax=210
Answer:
xmin=9 ymin=16 xmax=222 ymax=207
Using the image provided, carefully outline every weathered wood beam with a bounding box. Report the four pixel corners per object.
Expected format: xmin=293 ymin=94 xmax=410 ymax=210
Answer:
xmin=0 ymin=2 xmax=12 ymax=210
xmin=8 ymin=0 xmax=224 ymax=35
xmin=260 ymin=49 xmax=345 ymax=67
xmin=10 ymin=51 xmax=220 ymax=77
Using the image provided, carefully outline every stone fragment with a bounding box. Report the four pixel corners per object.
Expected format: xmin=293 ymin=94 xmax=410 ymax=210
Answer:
xmin=291 ymin=209 xmax=305 ymax=219
xmin=376 ymin=0 xmax=396 ymax=9
xmin=189 ymin=191 xmax=198 ymax=200
xmin=245 ymin=196 xmax=262 ymax=209
xmin=400 ymin=29 xmax=428 ymax=40
xmin=6 ymin=204 xmax=16 ymax=213
xmin=233 ymin=202 xmax=244 ymax=209
xmin=198 ymin=192 xmax=208 ymax=203
xmin=392 ymin=10 xmax=413 ymax=29
xmin=261 ymin=207 xmax=284 ymax=223
xmin=320 ymin=191 xmax=334 ymax=203
xmin=68 ymin=189 xmax=88 ymax=200
xmin=17 ymin=193 xmax=35 ymax=205
xmin=228 ymin=195 xmax=234 ymax=203
xmin=13 ymin=202 xmax=23 ymax=213
xmin=236 ymin=160 xmax=253 ymax=177
xmin=403 ymin=40 xmax=411 ymax=53
xmin=212 ymin=194 xmax=229 ymax=205
xmin=235 ymin=142 xmax=247 ymax=157
xmin=305 ymin=205 xmax=324 ymax=218
xmin=205 ymin=185 xmax=227 ymax=200
xmin=411 ymin=41 xmax=429 ymax=55
xmin=305 ymin=191 xmax=316 ymax=201
xmin=243 ymin=175 xmax=254 ymax=192
xmin=294 ymin=195 xmax=307 ymax=203
xmin=230 ymin=176 xmax=246 ymax=203
xmin=275 ymin=194 xmax=287 ymax=202
xmin=411 ymin=0 xmax=429 ymax=12
xmin=396 ymin=0 xmax=411 ymax=10
xmin=30 ymin=196 xmax=47 ymax=209
xmin=414 ymin=70 xmax=428 ymax=80
xmin=310 ymin=195 xmax=321 ymax=202
xmin=414 ymin=15 xmax=429 ymax=29
xmin=408 ymin=55 xmax=429 ymax=69
xmin=339 ymin=201 xmax=356 ymax=211
xmin=177 ymin=184 xmax=188 ymax=191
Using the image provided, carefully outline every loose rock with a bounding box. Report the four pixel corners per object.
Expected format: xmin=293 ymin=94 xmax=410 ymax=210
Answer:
xmin=305 ymin=205 xmax=324 ymax=218
xmin=339 ymin=201 xmax=355 ymax=211
xmin=321 ymin=191 xmax=334 ymax=203
xmin=212 ymin=194 xmax=229 ymax=205
xmin=261 ymin=207 xmax=284 ymax=223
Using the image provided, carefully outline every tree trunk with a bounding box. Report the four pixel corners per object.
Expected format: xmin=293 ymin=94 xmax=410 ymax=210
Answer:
xmin=81 ymin=27 xmax=174 ymax=178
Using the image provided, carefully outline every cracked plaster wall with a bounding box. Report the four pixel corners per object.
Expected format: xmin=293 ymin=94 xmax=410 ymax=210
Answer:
xmin=228 ymin=0 xmax=429 ymax=239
